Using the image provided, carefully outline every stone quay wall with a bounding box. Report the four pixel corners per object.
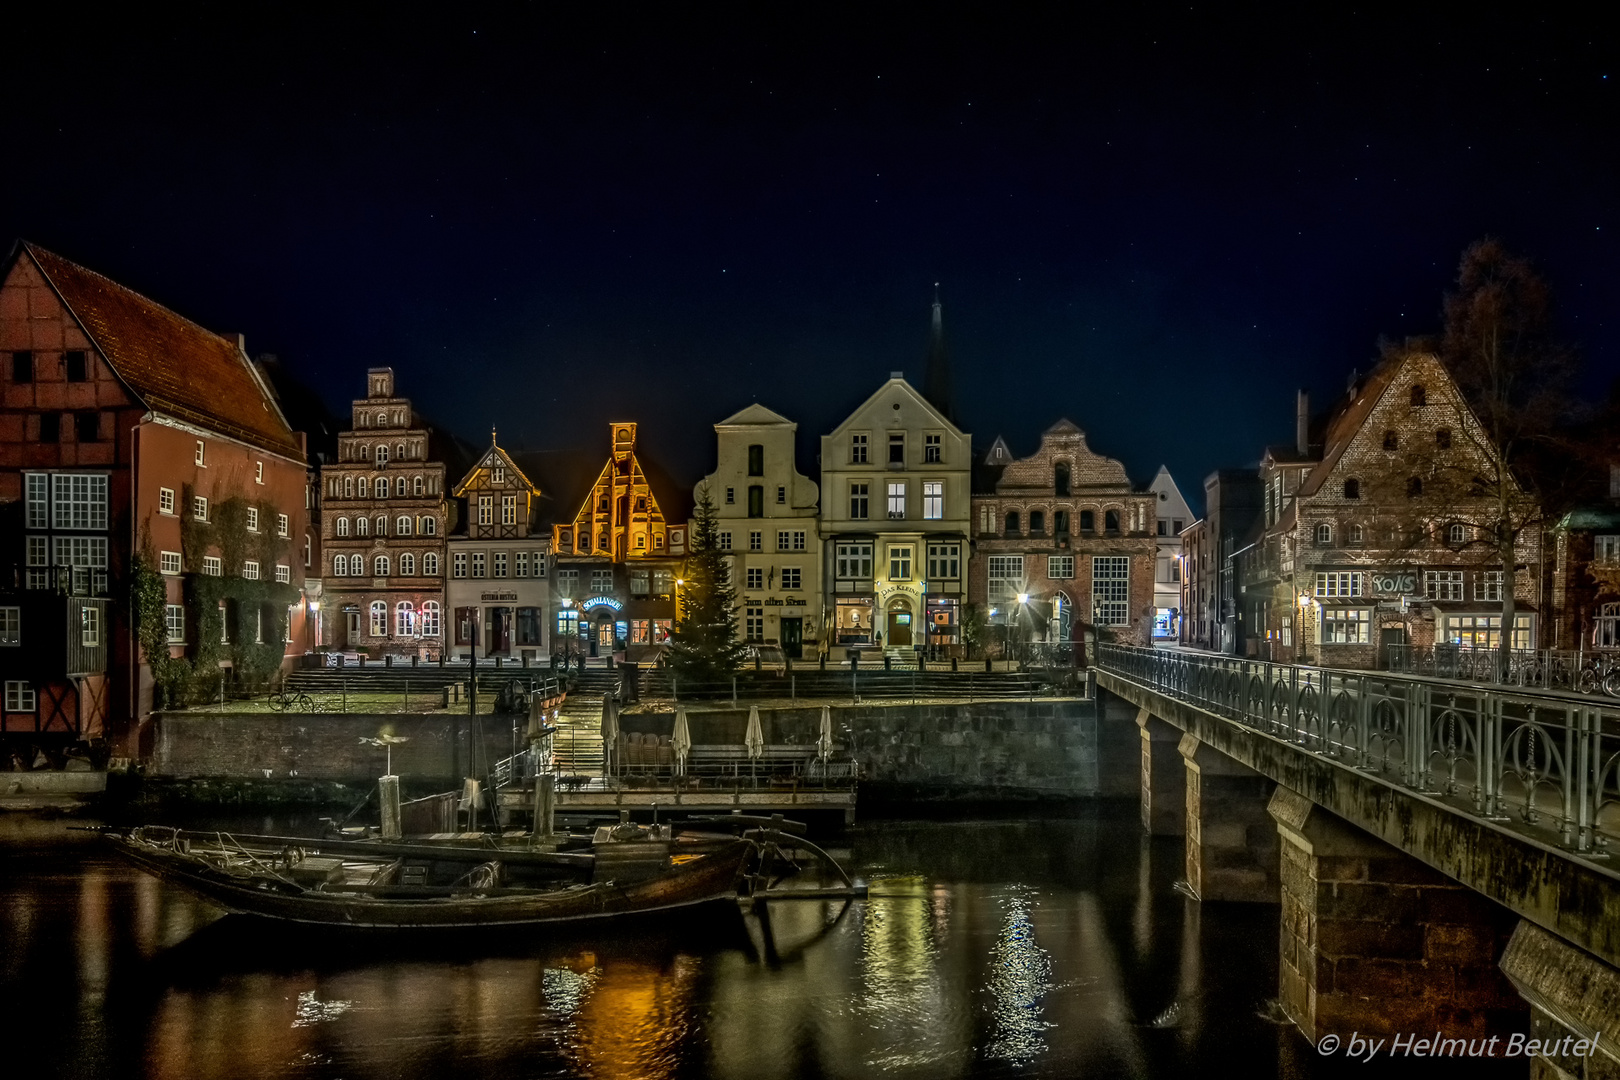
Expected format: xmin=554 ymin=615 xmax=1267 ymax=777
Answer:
xmin=149 ymin=698 xmax=1099 ymax=800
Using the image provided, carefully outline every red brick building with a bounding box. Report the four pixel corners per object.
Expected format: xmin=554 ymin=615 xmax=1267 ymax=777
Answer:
xmin=969 ymin=420 xmax=1157 ymax=653
xmin=0 ymin=242 xmax=311 ymax=758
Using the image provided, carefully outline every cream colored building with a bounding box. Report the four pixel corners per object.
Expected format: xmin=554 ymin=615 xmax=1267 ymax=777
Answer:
xmin=819 ymin=373 xmax=971 ymax=655
xmin=695 ymin=404 xmax=822 ymax=659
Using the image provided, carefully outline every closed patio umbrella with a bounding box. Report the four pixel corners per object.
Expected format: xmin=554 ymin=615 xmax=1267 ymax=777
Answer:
xmin=601 ymin=696 xmax=619 ymax=776
xmin=672 ymin=707 xmax=692 ymax=777
xmin=817 ymin=705 xmax=834 ymax=763
xmin=745 ymin=705 xmax=764 ymax=760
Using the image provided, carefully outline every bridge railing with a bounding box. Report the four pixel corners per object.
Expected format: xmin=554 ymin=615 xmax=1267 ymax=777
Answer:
xmin=1098 ymin=643 xmax=1620 ymax=857
xmin=1386 ymin=643 xmax=1620 ymax=697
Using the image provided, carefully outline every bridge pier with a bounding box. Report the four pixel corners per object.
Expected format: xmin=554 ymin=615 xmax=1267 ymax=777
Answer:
xmin=1179 ymin=733 xmax=1277 ymax=903
xmin=1500 ymin=921 xmax=1620 ymax=1079
xmin=1268 ymin=787 xmax=1523 ymax=1042
xmin=1136 ymin=708 xmax=1185 ymax=835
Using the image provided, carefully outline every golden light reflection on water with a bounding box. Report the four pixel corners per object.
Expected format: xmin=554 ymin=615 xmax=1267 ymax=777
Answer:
xmin=859 ymin=876 xmax=965 ymax=1071
xmin=563 ymin=954 xmax=699 ymax=1080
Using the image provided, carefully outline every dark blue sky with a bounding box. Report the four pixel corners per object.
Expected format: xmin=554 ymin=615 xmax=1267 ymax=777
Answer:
xmin=4 ymin=8 xmax=1615 ymax=510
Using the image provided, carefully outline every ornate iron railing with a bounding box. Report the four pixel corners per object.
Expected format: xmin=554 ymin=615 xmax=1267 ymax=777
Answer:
xmin=1098 ymin=643 xmax=1620 ymax=857
xmin=1386 ymin=643 xmax=1620 ymax=697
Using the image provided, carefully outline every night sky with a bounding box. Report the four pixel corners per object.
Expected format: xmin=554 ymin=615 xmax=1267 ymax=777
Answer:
xmin=4 ymin=9 xmax=1615 ymax=510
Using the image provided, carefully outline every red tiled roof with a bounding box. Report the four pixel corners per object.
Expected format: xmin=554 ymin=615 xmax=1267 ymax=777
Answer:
xmin=25 ymin=243 xmax=303 ymax=458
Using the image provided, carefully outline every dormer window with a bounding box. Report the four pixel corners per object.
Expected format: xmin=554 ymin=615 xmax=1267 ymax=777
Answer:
xmin=493 ymin=467 xmax=505 ymax=484
xmin=1410 ymin=384 xmax=1427 ymax=407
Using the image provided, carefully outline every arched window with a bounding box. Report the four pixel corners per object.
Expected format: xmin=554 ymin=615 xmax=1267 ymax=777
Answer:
xmin=1080 ymin=509 xmax=1095 ymax=532
xmin=1383 ymin=430 xmax=1399 ymax=451
xmin=413 ymin=476 xmax=424 ymax=496
xmin=421 ymin=601 xmax=441 ymax=638
xmin=349 ymin=554 xmax=365 ymax=575
xmin=397 ymin=515 xmax=413 ymax=536
xmin=1315 ymin=523 xmax=1333 ymax=545
xmin=396 ymin=601 xmax=416 ymax=637
xmin=376 ymin=476 xmax=390 ymax=498
xmin=355 ymin=516 xmax=370 ymax=536
xmin=1410 ymin=384 xmax=1427 ymax=407
xmin=395 ymin=443 xmax=405 ymax=461
xmin=1407 ymin=476 xmax=1423 ymax=498
xmin=399 ymin=552 xmax=416 ymax=575
xmin=1435 ymin=428 xmax=1452 ymax=449
xmin=1004 ymin=511 xmax=1020 ymax=535
xmin=369 ymin=601 xmax=388 ymax=637
xmin=374 ymin=515 xmax=387 ymax=535
xmin=1104 ymin=509 xmax=1120 ymax=534
xmin=357 ymin=477 xmax=370 ymax=499
xmin=1343 ymin=478 xmax=1360 ymax=499
xmin=374 ymin=554 xmax=390 ymax=577
xmin=358 ymin=445 xmax=369 ymax=463
xmin=423 ymin=552 xmax=439 ymax=576
xmin=1348 ymin=524 xmax=1364 ymax=544
xmin=375 ymin=445 xmax=389 ymax=466
xmin=376 ymin=410 xmax=388 ymax=426
xmin=343 ymin=475 xmax=354 ymax=498
xmin=580 ymin=532 xmax=592 ymax=553
xmin=1448 ymin=523 xmax=1467 ymax=545
xmin=421 ymin=516 xmax=437 ymax=536
xmin=1054 ymin=463 xmax=1071 ymax=497
xmin=1029 ymin=510 xmax=1046 ymax=534
xmin=336 ymin=516 xmax=350 ymax=536
xmin=332 ymin=554 xmax=347 ymax=576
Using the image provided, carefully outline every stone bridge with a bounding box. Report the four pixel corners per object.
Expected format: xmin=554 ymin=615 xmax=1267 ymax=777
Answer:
xmin=1097 ymin=643 xmax=1620 ymax=1074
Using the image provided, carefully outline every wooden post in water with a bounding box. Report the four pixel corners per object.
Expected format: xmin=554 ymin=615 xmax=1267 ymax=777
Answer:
xmin=379 ymin=773 xmax=402 ymax=840
xmin=532 ymin=773 xmax=555 ymax=846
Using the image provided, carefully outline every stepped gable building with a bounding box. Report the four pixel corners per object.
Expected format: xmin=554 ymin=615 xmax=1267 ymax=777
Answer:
xmin=319 ymin=368 xmax=451 ymax=658
xmin=820 ymin=373 xmax=971 ymax=654
xmin=548 ymin=423 xmax=688 ymax=662
xmin=1148 ymin=466 xmax=1194 ymax=640
xmin=969 ymin=419 xmax=1157 ymax=651
xmin=445 ymin=435 xmax=552 ymax=660
xmin=1243 ymin=352 xmax=1541 ymax=667
xmin=0 ymin=242 xmax=311 ymax=756
xmin=694 ymin=403 xmax=823 ymax=659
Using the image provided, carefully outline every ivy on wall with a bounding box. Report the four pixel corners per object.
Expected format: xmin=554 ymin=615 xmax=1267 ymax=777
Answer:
xmin=133 ymin=490 xmax=299 ymax=708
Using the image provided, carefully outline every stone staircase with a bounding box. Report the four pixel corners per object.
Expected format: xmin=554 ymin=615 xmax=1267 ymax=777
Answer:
xmin=549 ymin=691 xmax=607 ymax=777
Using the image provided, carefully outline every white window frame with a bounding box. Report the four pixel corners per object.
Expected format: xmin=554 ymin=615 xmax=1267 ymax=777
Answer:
xmin=0 ymin=606 xmax=19 ymax=646
xmin=1321 ymin=607 xmax=1372 ymax=644
xmin=746 ymin=567 xmax=764 ymax=590
xmin=158 ymin=487 xmax=175 ymax=515
xmin=922 ymin=481 xmax=943 ymax=520
xmin=1425 ymin=570 xmax=1464 ymax=602
xmin=193 ymin=495 xmax=209 ymax=522
xmin=987 ymin=555 xmax=1024 ymax=600
xmin=888 ymin=545 xmax=913 ymax=581
xmin=1093 ymin=555 xmax=1130 ymax=626
xmin=424 ymin=553 xmax=439 ymax=576
xmin=5 ymin=681 xmax=36 ymax=712
xmin=454 ymin=552 xmax=467 ymax=578
xmin=1314 ymin=572 xmax=1364 ymax=598
xmin=849 ymin=482 xmax=869 ymax=520
xmin=1474 ymin=570 xmax=1504 ymax=602
xmin=52 ymin=474 xmax=109 ymax=530
xmin=781 ymin=567 xmax=802 ymax=590
xmin=374 ymin=555 xmax=390 ymax=577
xmin=194 ymin=440 xmax=205 ymax=466
xmin=160 ymin=551 xmax=182 ymax=575
xmin=275 ymin=564 xmax=290 ymax=584
xmin=255 ymin=461 xmax=264 ymax=484
xmin=369 ymin=601 xmax=388 ymax=638
xmin=1048 ymin=554 xmax=1074 ymax=579
xmin=202 ymin=556 xmax=221 ymax=576
xmin=277 ymin=513 xmax=289 ymax=538
xmin=243 ymin=560 xmax=260 ymax=581
xmin=247 ymin=507 xmax=259 ymax=532
xmin=835 ymin=542 xmax=873 ymax=579
xmin=887 ymin=482 xmax=906 ymax=520
xmin=1596 ymin=535 xmax=1620 ymax=565
xmin=80 ymin=605 xmax=100 ymax=647
xmin=165 ymin=604 xmax=185 ymax=644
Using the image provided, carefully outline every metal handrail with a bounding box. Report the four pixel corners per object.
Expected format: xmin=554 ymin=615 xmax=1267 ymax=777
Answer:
xmin=1098 ymin=642 xmax=1620 ymax=857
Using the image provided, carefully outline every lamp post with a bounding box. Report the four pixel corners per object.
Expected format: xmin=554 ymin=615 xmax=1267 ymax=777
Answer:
xmin=1297 ymin=590 xmax=1314 ymax=664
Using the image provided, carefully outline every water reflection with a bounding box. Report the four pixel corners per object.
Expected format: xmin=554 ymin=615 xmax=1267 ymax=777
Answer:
xmin=0 ymin=809 xmax=1515 ymax=1079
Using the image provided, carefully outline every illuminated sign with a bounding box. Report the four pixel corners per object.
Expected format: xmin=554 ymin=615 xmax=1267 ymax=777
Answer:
xmin=1370 ymin=571 xmax=1418 ymax=597
xmin=579 ymin=596 xmax=623 ymax=612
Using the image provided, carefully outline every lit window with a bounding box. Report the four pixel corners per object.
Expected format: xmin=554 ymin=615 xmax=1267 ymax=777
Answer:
xmin=1323 ymin=608 xmax=1371 ymax=644
xmin=1093 ymin=556 xmax=1130 ymax=625
xmin=887 ymin=482 xmax=906 ymax=519
xmin=922 ymin=481 xmax=943 ymax=520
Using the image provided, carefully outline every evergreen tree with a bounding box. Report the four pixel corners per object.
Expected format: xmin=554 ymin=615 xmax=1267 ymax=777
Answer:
xmin=667 ymin=485 xmax=747 ymax=683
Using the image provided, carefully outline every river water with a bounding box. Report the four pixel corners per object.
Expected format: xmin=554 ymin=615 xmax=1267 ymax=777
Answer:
xmin=1 ymin=805 xmax=1516 ymax=1080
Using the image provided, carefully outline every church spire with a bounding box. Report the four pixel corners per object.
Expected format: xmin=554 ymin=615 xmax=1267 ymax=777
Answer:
xmin=922 ymin=283 xmax=955 ymax=424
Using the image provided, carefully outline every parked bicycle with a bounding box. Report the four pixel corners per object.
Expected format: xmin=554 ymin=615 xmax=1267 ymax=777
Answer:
xmin=1576 ymin=654 xmax=1620 ymax=698
xmin=267 ymin=688 xmax=314 ymax=711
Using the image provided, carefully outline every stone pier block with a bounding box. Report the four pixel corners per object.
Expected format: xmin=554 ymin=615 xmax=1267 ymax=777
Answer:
xmin=1268 ymin=786 xmax=1523 ymax=1042
xmin=1180 ymin=733 xmax=1277 ymax=902
xmin=1501 ymin=920 xmax=1620 ymax=1080
xmin=1137 ymin=708 xmax=1185 ymax=836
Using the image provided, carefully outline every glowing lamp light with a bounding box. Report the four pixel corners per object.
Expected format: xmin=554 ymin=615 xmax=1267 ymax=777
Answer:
xmin=1298 ymin=592 xmax=1313 ymax=609
xmin=1016 ymin=592 xmax=1029 ymax=605
xmin=307 ymin=601 xmax=320 ymax=612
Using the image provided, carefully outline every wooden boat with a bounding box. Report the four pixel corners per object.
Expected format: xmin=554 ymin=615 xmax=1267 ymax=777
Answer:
xmin=107 ymin=823 xmax=755 ymax=930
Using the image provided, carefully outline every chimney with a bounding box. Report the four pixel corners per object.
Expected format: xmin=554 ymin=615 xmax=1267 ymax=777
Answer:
xmin=1296 ymin=389 xmax=1309 ymax=457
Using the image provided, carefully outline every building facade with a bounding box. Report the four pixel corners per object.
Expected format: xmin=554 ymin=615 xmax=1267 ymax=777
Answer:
xmin=1148 ymin=466 xmax=1194 ymax=640
xmin=549 ymin=423 xmax=687 ymax=662
xmin=445 ymin=439 xmax=551 ymax=660
xmin=970 ymin=420 xmax=1157 ymax=652
xmin=695 ymin=404 xmax=822 ymax=659
xmin=1246 ymin=353 xmax=1541 ymax=668
xmin=1 ymin=242 xmax=311 ymax=756
xmin=319 ymin=368 xmax=449 ymax=658
xmin=818 ymin=375 xmax=970 ymax=655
